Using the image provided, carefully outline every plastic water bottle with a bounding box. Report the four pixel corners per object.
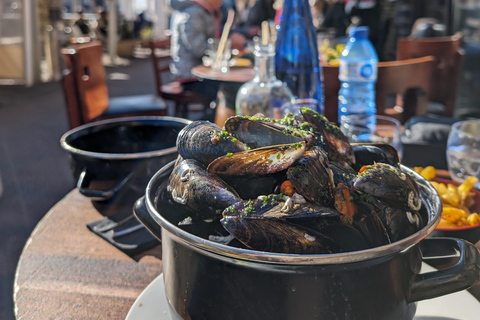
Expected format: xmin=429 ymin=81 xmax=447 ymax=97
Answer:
xmin=275 ymin=0 xmax=324 ymax=115
xmin=338 ymin=26 xmax=378 ymax=126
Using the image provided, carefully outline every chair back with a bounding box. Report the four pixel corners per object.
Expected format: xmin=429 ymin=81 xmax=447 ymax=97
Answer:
xmin=61 ymin=41 xmax=110 ymax=125
xmin=149 ymin=38 xmax=172 ymax=98
xmin=396 ymin=32 xmax=464 ymax=116
xmin=61 ymin=52 xmax=83 ymax=128
xmin=323 ymin=55 xmax=435 ymax=124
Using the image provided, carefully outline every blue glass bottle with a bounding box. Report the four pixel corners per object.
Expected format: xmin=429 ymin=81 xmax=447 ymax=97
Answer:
xmin=275 ymin=0 xmax=324 ymax=115
xmin=338 ymin=26 xmax=378 ymax=126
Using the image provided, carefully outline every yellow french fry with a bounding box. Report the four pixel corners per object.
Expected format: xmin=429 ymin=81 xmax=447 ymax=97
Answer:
xmin=431 ymin=182 xmax=448 ymax=196
xmin=467 ymin=213 xmax=480 ymax=226
xmin=445 ymin=206 xmax=469 ymax=218
xmin=413 ymin=167 xmax=423 ymax=174
xmin=441 ymin=190 xmax=460 ymax=207
xmin=458 ymin=176 xmax=479 ymax=201
xmin=420 ymin=166 xmax=436 ymax=181
xmin=442 ymin=212 xmax=461 ymax=223
xmin=437 ymin=218 xmax=457 ymax=229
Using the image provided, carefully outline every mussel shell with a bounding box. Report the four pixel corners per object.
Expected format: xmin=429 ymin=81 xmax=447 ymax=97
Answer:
xmin=221 ymin=197 xmax=343 ymax=253
xmin=222 ymin=197 xmax=341 ymax=220
xmin=176 ymin=121 xmax=246 ymax=167
xmin=208 ymin=142 xmax=307 ymax=176
xmin=352 ymin=202 xmax=392 ymax=247
xmin=221 ymin=218 xmax=340 ymax=254
xmin=351 ymin=143 xmax=400 ymax=171
xmin=287 ymin=146 xmax=335 ymax=207
xmin=224 ymin=116 xmax=307 ymax=149
xmin=330 ymin=162 xmax=357 ymax=187
xmin=208 ymin=142 xmax=308 ymax=199
xmin=290 ymin=217 xmax=370 ymax=252
xmin=166 ymin=159 xmax=241 ymax=221
xmin=333 ymin=184 xmax=391 ymax=248
xmin=360 ymin=198 xmax=423 ymax=243
xmin=353 ymin=163 xmax=421 ymax=212
xmin=299 ymin=107 xmax=356 ymax=168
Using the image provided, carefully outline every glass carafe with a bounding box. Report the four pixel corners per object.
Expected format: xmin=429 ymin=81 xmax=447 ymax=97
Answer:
xmin=235 ymin=41 xmax=294 ymax=118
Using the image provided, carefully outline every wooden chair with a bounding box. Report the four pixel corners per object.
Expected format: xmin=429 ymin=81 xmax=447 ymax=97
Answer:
xmin=61 ymin=41 xmax=167 ymax=129
xmin=149 ymin=39 xmax=210 ymax=119
xmin=396 ymin=32 xmax=464 ymax=117
xmin=323 ymin=56 xmax=435 ymax=124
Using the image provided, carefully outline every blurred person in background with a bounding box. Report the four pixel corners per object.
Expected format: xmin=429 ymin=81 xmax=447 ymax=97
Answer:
xmin=96 ymin=9 xmax=108 ymax=49
xmin=229 ymin=0 xmax=276 ymax=49
xmin=169 ymin=0 xmax=224 ymax=118
xmin=345 ymin=0 xmax=381 ymax=50
xmin=322 ymin=0 xmax=350 ymax=37
xmin=73 ymin=10 xmax=91 ymax=36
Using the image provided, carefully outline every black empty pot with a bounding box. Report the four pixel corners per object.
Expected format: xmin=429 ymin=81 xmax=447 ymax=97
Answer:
xmin=60 ymin=117 xmax=190 ymax=204
xmin=135 ymin=162 xmax=480 ymax=320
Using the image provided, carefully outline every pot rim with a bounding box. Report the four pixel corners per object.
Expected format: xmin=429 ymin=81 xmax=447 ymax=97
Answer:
xmin=145 ymin=162 xmax=443 ymax=265
xmin=60 ymin=116 xmax=192 ymax=160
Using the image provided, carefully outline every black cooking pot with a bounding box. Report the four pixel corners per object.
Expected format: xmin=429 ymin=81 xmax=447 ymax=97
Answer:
xmin=60 ymin=117 xmax=190 ymax=205
xmin=134 ymin=161 xmax=480 ymax=320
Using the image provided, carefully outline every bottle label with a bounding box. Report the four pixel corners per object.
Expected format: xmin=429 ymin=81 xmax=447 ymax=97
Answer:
xmin=339 ymin=61 xmax=377 ymax=82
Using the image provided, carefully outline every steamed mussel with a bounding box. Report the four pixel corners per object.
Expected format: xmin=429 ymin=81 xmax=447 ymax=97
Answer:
xmin=161 ymin=109 xmax=425 ymax=254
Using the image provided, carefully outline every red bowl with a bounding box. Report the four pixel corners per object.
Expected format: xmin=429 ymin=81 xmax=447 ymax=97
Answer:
xmin=432 ymin=177 xmax=480 ymax=231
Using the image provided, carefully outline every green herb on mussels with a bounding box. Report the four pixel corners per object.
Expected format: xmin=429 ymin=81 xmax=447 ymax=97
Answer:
xmin=223 ymin=205 xmax=237 ymax=214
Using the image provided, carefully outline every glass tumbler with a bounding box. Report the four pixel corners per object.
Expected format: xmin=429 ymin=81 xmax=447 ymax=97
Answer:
xmin=340 ymin=114 xmax=403 ymax=159
xmin=446 ymin=120 xmax=480 ymax=185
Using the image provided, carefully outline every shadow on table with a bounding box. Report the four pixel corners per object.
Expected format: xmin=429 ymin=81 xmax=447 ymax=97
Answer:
xmin=86 ymin=182 xmax=160 ymax=258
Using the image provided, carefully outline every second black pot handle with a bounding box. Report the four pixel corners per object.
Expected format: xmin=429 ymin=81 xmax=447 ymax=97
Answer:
xmin=408 ymin=237 xmax=480 ymax=302
xmin=77 ymin=168 xmax=134 ymax=201
xmin=133 ymin=196 xmax=162 ymax=242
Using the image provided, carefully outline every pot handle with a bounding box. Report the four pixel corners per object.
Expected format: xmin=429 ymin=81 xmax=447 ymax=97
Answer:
xmin=408 ymin=237 xmax=480 ymax=302
xmin=77 ymin=168 xmax=134 ymax=201
xmin=133 ymin=196 xmax=162 ymax=242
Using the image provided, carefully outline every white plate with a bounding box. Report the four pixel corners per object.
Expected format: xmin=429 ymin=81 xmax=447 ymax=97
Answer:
xmin=126 ymin=263 xmax=480 ymax=320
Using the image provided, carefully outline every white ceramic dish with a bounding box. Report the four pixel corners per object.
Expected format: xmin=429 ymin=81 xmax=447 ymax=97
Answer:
xmin=126 ymin=264 xmax=480 ymax=320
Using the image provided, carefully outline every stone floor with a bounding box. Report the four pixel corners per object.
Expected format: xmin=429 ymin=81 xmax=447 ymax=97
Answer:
xmin=0 ymin=57 xmax=168 ymax=320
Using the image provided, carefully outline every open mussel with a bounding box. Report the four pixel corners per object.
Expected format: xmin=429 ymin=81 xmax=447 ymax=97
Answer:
xmin=333 ymin=162 xmax=424 ymax=246
xmin=221 ymin=196 xmax=342 ymax=253
xmin=352 ymin=163 xmax=421 ymax=212
xmin=360 ymin=197 xmax=423 ymax=242
xmin=208 ymin=142 xmax=308 ymax=199
xmin=176 ymin=121 xmax=246 ymax=167
xmin=166 ymin=159 xmax=241 ymax=221
xmin=287 ymin=146 xmax=335 ymax=207
xmin=299 ymin=108 xmax=356 ymax=168
xmin=334 ymin=183 xmax=391 ymax=247
xmin=351 ymin=143 xmax=400 ymax=171
xmin=224 ymin=116 xmax=312 ymax=149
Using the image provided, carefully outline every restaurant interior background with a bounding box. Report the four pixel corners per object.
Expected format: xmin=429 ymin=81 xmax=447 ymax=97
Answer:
xmin=1 ymin=0 xmax=480 ymax=319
